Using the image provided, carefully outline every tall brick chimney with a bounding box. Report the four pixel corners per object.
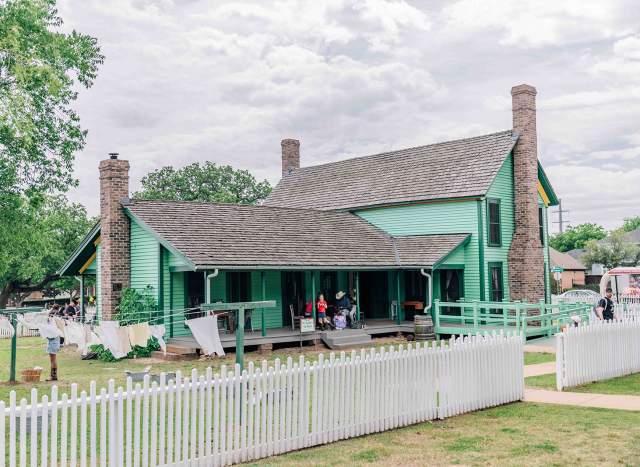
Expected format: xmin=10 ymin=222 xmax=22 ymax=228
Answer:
xmin=508 ymin=84 xmax=545 ymax=303
xmin=281 ymin=139 xmax=300 ymax=177
xmin=99 ymin=154 xmax=130 ymax=320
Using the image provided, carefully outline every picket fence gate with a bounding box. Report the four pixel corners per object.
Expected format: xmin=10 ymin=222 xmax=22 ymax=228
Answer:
xmin=1 ymin=333 xmax=523 ymax=466
xmin=556 ymin=318 xmax=640 ymax=391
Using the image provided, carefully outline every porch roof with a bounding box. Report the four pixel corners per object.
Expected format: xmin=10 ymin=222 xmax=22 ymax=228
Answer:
xmin=125 ymin=199 xmax=470 ymax=270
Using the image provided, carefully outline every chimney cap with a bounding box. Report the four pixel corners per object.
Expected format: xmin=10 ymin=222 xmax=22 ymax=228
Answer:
xmin=511 ymin=84 xmax=536 ymax=96
xmin=108 ymin=152 xmax=119 ymax=160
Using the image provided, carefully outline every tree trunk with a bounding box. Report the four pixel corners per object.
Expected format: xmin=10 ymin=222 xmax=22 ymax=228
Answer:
xmin=0 ymin=283 xmax=14 ymax=309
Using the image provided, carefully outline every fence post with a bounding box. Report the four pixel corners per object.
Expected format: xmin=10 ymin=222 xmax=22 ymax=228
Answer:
xmin=433 ymin=300 xmax=440 ymax=339
xmin=9 ymin=314 xmax=17 ymax=382
xmin=472 ymin=300 xmax=479 ymax=330
xmin=556 ymin=332 xmax=564 ymax=391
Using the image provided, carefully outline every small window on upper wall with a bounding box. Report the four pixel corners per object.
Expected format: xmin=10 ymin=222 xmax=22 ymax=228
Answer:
xmin=487 ymin=198 xmax=501 ymax=246
xmin=538 ymin=206 xmax=544 ymax=245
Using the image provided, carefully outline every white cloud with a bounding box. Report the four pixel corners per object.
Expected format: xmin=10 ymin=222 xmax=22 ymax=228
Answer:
xmin=55 ymin=0 xmax=640 ymax=235
xmin=442 ymin=0 xmax=630 ymax=48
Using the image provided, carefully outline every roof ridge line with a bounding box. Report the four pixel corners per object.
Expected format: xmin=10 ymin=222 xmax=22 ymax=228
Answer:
xmin=289 ymin=129 xmax=515 ymax=173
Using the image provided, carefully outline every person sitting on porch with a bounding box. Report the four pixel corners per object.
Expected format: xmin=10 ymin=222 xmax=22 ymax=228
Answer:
xmin=336 ymin=291 xmax=356 ymax=327
xmin=316 ymin=294 xmax=334 ymax=330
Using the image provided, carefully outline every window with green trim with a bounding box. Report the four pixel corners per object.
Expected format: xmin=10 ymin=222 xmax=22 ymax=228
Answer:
xmin=487 ymin=198 xmax=501 ymax=246
xmin=538 ymin=206 xmax=544 ymax=245
xmin=489 ymin=263 xmax=504 ymax=302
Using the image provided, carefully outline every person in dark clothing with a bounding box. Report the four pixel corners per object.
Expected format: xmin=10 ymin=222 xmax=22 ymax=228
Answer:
xmin=596 ymin=288 xmax=615 ymax=320
xmin=64 ymin=300 xmax=78 ymax=318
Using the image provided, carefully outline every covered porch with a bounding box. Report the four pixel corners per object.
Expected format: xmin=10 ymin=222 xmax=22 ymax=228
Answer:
xmin=164 ymin=267 xmax=434 ymax=340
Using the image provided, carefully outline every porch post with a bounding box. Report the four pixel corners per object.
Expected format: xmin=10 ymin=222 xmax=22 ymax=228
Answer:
xmin=311 ymin=271 xmax=316 ymax=321
xmin=79 ymin=275 xmax=85 ymax=321
xmin=261 ymin=271 xmax=267 ymax=337
xmin=236 ymin=306 xmax=245 ymax=371
xmin=355 ymin=271 xmax=360 ymax=322
xmin=396 ymin=270 xmax=401 ymax=325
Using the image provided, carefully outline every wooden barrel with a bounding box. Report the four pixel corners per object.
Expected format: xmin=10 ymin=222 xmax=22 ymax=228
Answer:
xmin=414 ymin=314 xmax=435 ymax=341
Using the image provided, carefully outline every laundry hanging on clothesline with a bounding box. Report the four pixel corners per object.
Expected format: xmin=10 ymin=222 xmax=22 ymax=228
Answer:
xmin=128 ymin=322 xmax=151 ymax=347
xmin=95 ymin=321 xmax=132 ymax=359
xmin=149 ymin=324 xmax=167 ymax=355
xmin=185 ymin=315 xmax=225 ymax=357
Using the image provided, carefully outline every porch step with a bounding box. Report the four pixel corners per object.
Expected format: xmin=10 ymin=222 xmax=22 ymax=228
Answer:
xmin=165 ymin=344 xmax=198 ymax=355
xmin=320 ymin=329 xmax=372 ymax=350
xmin=151 ymin=351 xmax=198 ymax=362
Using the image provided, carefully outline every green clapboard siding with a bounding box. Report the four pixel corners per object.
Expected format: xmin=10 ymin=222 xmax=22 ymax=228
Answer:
xmin=250 ymin=271 xmax=283 ymax=329
xmin=483 ymin=153 xmax=515 ymax=300
xmin=209 ymin=271 xmax=227 ymax=302
xmin=168 ymin=271 xmax=188 ymax=337
xmin=130 ymin=221 xmax=159 ymax=298
xmin=356 ymin=200 xmax=481 ymax=300
xmin=96 ymin=244 xmax=101 ymax=320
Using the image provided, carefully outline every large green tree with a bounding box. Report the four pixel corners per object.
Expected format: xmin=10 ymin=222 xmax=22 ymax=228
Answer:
xmin=0 ymin=195 xmax=95 ymax=307
xmin=135 ymin=162 xmax=272 ymax=205
xmin=0 ymin=0 xmax=102 ymax=306
xmin=621 ymin=216 xmax=640 ymax=233
xmin=582 ymin=229 xmax=640 ymax=269
xmin=549 ymin=223 xmax=607 ymax=252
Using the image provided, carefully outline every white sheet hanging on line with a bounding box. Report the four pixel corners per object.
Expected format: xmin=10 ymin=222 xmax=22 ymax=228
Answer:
xmin=149 ymin=324 xmax=167 ymax=355
xmin=128 ymin=322 xmax=151 ymax=347
xmin=185 ymin=315 xmax=225 ymax=357
xmin=96 ymin=321 xmax=131 ymax=359
xmin=37 ymin=318 xmax=64 ymax=340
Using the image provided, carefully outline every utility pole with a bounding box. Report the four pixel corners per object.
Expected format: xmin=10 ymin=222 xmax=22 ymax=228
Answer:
xmin=552 ymin=198 xmax=570 ymax=233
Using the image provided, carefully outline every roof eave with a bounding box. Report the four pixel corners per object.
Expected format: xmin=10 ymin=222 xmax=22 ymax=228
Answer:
xmin=57 ymin=222 xmax=101 ymax=277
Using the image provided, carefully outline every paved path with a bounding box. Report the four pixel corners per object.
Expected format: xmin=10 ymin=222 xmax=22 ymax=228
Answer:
xmin=524 ymin=388 xmax=640 ymax=411
xmin=524 ymin=361 xmax=556 ymax=377
xmin=524 ymin=336 xmax=556 ymax=353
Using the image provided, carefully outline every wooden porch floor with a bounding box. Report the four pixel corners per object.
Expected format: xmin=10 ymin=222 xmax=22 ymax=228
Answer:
xmin=168 ymin=319 xmax=414 ymax=350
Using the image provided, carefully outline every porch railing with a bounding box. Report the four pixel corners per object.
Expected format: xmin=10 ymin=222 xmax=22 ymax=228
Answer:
xmin=433 ymin=299 xmax=593 ymax=339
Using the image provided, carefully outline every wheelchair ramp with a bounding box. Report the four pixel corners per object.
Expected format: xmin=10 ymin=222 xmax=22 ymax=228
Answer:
xmin=320 ymin=329 xmax=372 ymax=350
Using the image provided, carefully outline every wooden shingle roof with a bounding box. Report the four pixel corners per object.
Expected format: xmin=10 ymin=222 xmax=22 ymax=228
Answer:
xmin=264 ymin=130 xmax=518 ymax=211
xmin=126 ymin=200 xmax=469 ymax=270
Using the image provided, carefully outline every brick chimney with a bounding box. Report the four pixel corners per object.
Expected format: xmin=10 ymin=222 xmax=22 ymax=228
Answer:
xmin=99 ymin=154 xmax=130 ymax=320
xmin=508 ymin=84 xmax=545 ymax=303
xmin=281 ymin=139 xmax=300 ymax=177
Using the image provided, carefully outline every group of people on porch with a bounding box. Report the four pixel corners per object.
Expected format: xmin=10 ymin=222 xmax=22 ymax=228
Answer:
xmin=310 ymin=290 xmax=357 ymax=331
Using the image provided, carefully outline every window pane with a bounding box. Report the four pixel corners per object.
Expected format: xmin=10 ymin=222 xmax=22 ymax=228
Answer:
xmin=490 ymin=265 xmax=503 ymax=301
xmin=488 ymin=200 xmax=501 ymax=245
xmin=538 ymin=207 xmax=544 ymax=244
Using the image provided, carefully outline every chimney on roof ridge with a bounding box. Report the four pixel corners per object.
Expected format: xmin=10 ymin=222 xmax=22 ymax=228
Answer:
xmin=508 ymin=84 xmax=545 ymax=302
xmin=281 ymin=138 xmax=300 ymax=177
xmin=98 ymin=154 xmax=131 ymax=319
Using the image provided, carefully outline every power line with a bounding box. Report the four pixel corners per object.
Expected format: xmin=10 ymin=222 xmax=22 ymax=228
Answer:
xmin=552 ymin=198 xmax=570 ymax=233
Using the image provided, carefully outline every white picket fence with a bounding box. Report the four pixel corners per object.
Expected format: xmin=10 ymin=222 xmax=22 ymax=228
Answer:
xmin=0 ymin=318 xmax=39 ymax=339
xmin=1 ymin=334 xmax=523 ymax=466
xmin=556 ymin=319 xmax=640 ymax=391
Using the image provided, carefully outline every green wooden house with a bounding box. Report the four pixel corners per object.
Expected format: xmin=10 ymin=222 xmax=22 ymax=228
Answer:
xmin=60 ymin=84 xmax=558 ymax=346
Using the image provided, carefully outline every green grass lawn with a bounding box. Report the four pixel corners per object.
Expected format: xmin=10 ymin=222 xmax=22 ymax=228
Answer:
xmin=0 ymin=336 xmax=407 ymax=402
xmin=242 ymin=403 xmax=640 ymax=466
xmin=527 ymin=371 xmax=640 ymax=396
xmin=523 ymin=352 xmax=555 ymax=366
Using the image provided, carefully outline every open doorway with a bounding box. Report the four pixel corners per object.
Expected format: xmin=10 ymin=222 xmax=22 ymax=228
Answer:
xmin=358 ymin=271 xmax=389 ymax=320
xmin=281 ymin=271 xmax=306 ymax=327
xmin=438 ymin=269 xmax=463 ymax=314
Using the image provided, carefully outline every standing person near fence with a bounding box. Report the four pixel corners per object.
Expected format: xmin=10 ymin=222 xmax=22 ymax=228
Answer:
xmin=595 ymin=288 xmax=615 ymax=320
xmin=43 ymin=309 xmax=63 ymax=381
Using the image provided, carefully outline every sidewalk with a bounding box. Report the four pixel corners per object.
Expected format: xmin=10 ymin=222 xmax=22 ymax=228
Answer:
xmin=524 ymin=361 xmax=555 ymax=377
xmin=524 ymin=388 xmax=640 ymax=411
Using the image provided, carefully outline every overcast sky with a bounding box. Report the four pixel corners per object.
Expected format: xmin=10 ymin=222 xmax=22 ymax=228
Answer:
xmin=59 ymin=0 xmax=640 ymax=233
